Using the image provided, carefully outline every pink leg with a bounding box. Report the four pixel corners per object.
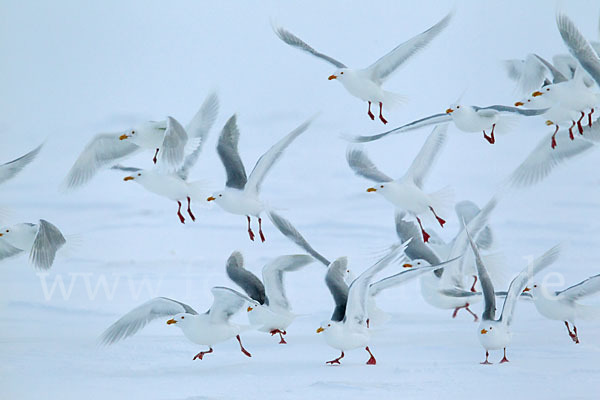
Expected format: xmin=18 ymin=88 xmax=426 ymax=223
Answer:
xmin=367 ymin=102 xmax=375 ymax=120
xmin=258 ymin=217 xmax=265 ymax=243
xmin=589 ymin=108 xmax=594 ymax=127
xmin=193 ymin=347 xmax=213 ymax=360
xmin=153 ymin=148 xmax=159 ymax=164
xmin=247 ymin=216 xmax=255 ymax=241
xmin=326 ymin=351 xmax=345 ymax=365
xmin=568 ymin=121 xmax=575 ymax=141
xmin=177 ymin=201 xmax=185 ymax=224
xmin=429 ymin=206 xmax=446 ymax=227
xmin=564 ymin=321 xmax=580 ymax=344
xmin=481 ymin=350 xmax=492 ymax=365
xmin=577 ymin=111 xmax=585 ymax=134
xmin=416 ymin=217 xmax=430 ymax=243
xmin=270 ymin=329 xmax=287 ymax=344
xmin=365 ymin=346 xmax=377 ymax=365
xmin=470 ymin=275 xmax=478 ymax=293
xmin=186 ymin=196 xmax=196 ymax=221
xmin=551 ymin=125 xmax=560 ymax=148
xmin=499 ymin=348 xmax=509 ymax=363
xmin=236 ymin=335 xmax=252 ymax=357
xmin=452 ymin=303 xmax=478 ymax=322
xmin=378 ymin=102 xmax=387 ymax=124
xmin=483 ymin=124 xmax=496 ymax=144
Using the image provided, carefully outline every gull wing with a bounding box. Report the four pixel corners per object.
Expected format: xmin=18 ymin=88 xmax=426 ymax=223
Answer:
xmin=160 ymin=116 xmax=188 ymax=168
xmin=225 ymin=251 xmax=266 ymax=305
xmin=346 ymin=113 xmax=450 ymax=143
xmin=466 ymin=227 xmax=496 ymax=321
xmin=29 ymin=220 xmax=66 ymax=270
xmin=346 ymin=147 xmax=394 ymax=183
xmin=473 ymin=105 xmax=548 ymax=116
xmin=557 ymin=13 xmax=600 ymax=87
xmin=404 ymin=124 xmax=448 ymax=188
xmin=217 ymin=115 xmax=248 ymax=190
xmin=326 ymin=257 xmax=350 ymax=322
xmin=208 ymin=286 xmax=253 ymax=324
xmin=556 ymin=274 xmax=600 ymax=300
xmin=262 ymin=254 xmax=314 ymax=311
xmin=0 ymin=144 xmax=43 ymax=185
xmin=273 ymin=25 xmax=347 ymax=68
xmin=0 ymin=239 xmax=24 ymax=261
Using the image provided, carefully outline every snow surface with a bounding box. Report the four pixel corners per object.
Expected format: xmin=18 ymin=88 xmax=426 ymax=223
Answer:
xmin=1 ymin=1 xmax=599 ymax=399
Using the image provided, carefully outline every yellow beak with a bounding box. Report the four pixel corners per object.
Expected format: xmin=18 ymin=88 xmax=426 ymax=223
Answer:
xmin=402 ymin=263 xmax=413 ymax=268
xmin=514 ymin=101 xmax=524 ymax=107
xmin=545 ymin=120 xmax=554 ymax=126
xmin=166 ymin=319 xmax=176 ymax=325
xmin=316 ymin=327 xmax=324 ymax=333
xmin=328 ymin=74 xmax=337 ymax=80
xmin=119 ymin=134 xmax=128 ymax=140
xmin=480 ymin=329 xmax=488 ymax=334
xmin=445 ymin=108 xmax=454 ymax=114
xmin=0 ymin=233 xmax=3 ymax=237
xmin=532 ymin=91 xmax=543 ymax=97
xmin=206 ymin=196 xmax=216 ymax=201
xmin=366 ymin=187 xmax=377 ymax=192
xmin=247 ymin=306 xmax=253 ymax=312
xmin=523 ymin=287 xmax=530 ymax=292
xmin=123 ymin=176 xmax=134 ymax=181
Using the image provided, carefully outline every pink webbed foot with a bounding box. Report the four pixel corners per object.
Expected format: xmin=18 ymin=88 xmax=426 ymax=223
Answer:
xmin=193 ymin=347 xmax=213 ymax=360
xmin=270 ymin=329 xmax=287 ymax=344
xmin=429 ymin=206 xmax=446 ymax=228
xmin=367 ymin=102 xmax=375 ymax=120
xmin=499 ymin=349 xmax=509 ymax=363
xmin=483 ymin=124 xmax=496 ymax=144
xmin=326 ymin=351 xmax=344 ymax=365
xmin=246 ymin=216 xmax=255 ymax=241
xmin=236 ymin=335 xmax=252 ymax=357
xmin=416 ymin=217 xmax=430 ymax=243
xmin=365 ymin=346 xmax=377 ymax=365
xmin=481 ymin=351 xmax=492 ymax=365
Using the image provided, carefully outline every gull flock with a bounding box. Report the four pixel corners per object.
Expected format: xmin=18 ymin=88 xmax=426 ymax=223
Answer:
xmin=2 ymin=11 xmax=600 ymax=367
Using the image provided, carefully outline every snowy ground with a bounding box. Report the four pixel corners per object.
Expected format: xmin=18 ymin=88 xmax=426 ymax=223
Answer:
xmin=1 ymin=1 xmax=600 ymax=399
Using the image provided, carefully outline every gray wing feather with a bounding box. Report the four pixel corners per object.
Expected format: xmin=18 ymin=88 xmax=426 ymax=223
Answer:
xmin=405 ymin=124 xmax=448 ymax=188
xmin=0 ymin=239 xmax=24 ymax=261
xmin=474 ymin=105 xmax=548 ymax=116
xmin=160 ymin=116 xmax=188 ymax=167
xmin=455 ymin=201 xmax=493 ymax=250
xmin=262 ymin=254 xmax=314 ymax=310
xmin=346 ymin=147 xmax=394 ymax=183
xmin=326 ymin=257 xmax=349 ymax=322
xmin=225 ymin=251 xmax=266 ymax=305
xmin=366 ymin=11 xmax=453 ymax=83
xmin=208 ymin=286 xmax=253 ymax=323
xmin=556 ymin=274 xmax=600 ymax=300
xmin=346 ymin=113 xmax=450 ymax=143
xmin=394 ymin=212 xmax=442 ymax=274
xmin=466 ymin=227 xmax=496 ymax=321
xmin=273 ymin=25 xmax=347 ymax=68
xmin=557 ymin=14 xmax=600 ymax=87
xmin=0 ymin=144 xmax=43 ymax=185
xmin=110 ymin=164 xmax=142 ymax=173
xmin=29 ymin=220 xmax=66 ymax=270
xmin=533 ymin=54 xmax=568 ymax=83
xmin=98 ymin=297 xmax=198 ymax=345
xmin=217 ymin=115 xmax=248 ymax=190
xmin=267 ymin=211 xmax=330 ymax=266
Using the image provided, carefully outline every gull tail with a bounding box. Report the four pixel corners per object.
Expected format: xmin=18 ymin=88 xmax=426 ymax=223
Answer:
xmin=383 ymin=91 xmax=408 ymax=111
xmin=494 ymin=114 xmax=520 ymax=136
xmin=576 ymin=304 xmax=600 ymax=321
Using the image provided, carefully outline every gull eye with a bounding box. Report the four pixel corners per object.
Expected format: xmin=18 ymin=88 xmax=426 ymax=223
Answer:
xmin=546 ymin=88 xmax=550 ymax=91
xmin=5 ymin=230 xmax=8 ymax=233
xmin=137 ymin=173 xmax=141 ymax=176
xmin=489 ymin=327 xmax=492 ymax=330
xmin=219 ymin=194 xmax=222 ymax=197
xmin=131 ymin=130 xmax=135 ymax=134
xmin=380 ymin=185 xmax=384 ymax=188
xmin=457 ymin=105 xmax=460 ymax=109
xmin=340 ymin=71 xmax=344 ymax=75
xmin=328 ymin=324 xmax=331 ymax=327
xmin=181 ymin=316 xmax=184 ymax=319
xmin=527 ymin=99 xmax=531 ymax=102
xmin=533 ymin=284 xmax=537 ymax=288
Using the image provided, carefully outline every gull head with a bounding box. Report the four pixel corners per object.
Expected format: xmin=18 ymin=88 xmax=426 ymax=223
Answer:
xmin=403 ymin=259 xmax=428 ymax=268
xmin=0 ymin=223 xmax=37 ymax=246
xmin=366 ymin=183 xmax=387 ymax=194
xmin=119 ymin=129 xmax=137 ymax=141
xmin=524 ymin=283 xmax=548 ymax=299
xmin=166 ymin=313 xmax=193 ymax=329
xmin=123 ymin=171 xmax=143 ymax=182
xmin=207 ymin=190 xmax=225 ymax=203
xmin=446 ymin=103 xmax=467 ymax=116
xmin=328 ymin=68 xmax=349 ymax=82
xmin=316 ymin=321 xmax=333 ymax=333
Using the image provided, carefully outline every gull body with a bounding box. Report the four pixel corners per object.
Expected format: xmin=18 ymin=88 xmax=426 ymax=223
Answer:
xmin=0 ymin=220 xmax=66 ymax=270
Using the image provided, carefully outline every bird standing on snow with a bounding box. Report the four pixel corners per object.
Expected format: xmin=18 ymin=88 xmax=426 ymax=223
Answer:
xmin=207 ymin=115 xmax=314 ymax=242
xmin=225 ymin=251 xmax=315 ymax=344
xmin=273 ymin=11 xmax=453 ymax=124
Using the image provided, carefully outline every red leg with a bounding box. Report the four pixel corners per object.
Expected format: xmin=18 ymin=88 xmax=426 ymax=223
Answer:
xmin=367 ymin=102 xmax=375 ymax=120
xmin=499 ymin=348 xmax=509 ymax=363
xmin=565 ymin=321 xmax=580 ymax=344
xmin=429 ymin=206 xmax=446 ymax=227
xmin=236 ymin=335 xmax=252 ymax=357
xmin=186 ymin=196 xmax=196 ymax=221
xmin=577 ymin=111 xmax=585 ymax=134
xmin=153 ymin=148 xmax=159 ymax=164
xmin=589 ymin=108 xmax=594 ymax=127
xmin=270 ymin=329 xmax=287 ymax=344
xmin=258 ymin=217 xmax=265 ymax=242
xmin=483 ymin=124 xmax=496 ymax=144
xmin=378 ymin=102 xmax=387 ymax=124
xmin=365 ymin=346 xmax=377 ymax=365
xmin=568 ymin=122 xmax=575 ymax=141
xmin=177 ymin=201 xmax=185 ymax=224
xmin=366 ymin=318 xmax=370 ymax=329
xmin=247 ymin=216 xmax=255 ymax=241
xmin=452 ymin=303 xmax=478 ymax=322
xmin=470 ymin=275 xmax=478 ymax=293
xmin=573 ymin=325 xmax=580 ymax=344
xmin=481 ymin=350 xmax=492 ymax=365
xmin=551 ymin=125 xmax=560 ymax=148
xmin=326 ymin=351 xmax=344 ymax=365
xmin=193 ymin=347 xmax=213 ymax=360
xmin=416 ymin=217 xmax=430 ymax=243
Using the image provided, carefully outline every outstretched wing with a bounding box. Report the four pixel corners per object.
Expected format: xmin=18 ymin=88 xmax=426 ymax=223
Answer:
xmin=273 ymin=25 xmax=347 ymax=68
xmin=533 ymin=54 xmax=568 ymax=84
xmin=455 ymin=201 xmax=493 ymax=250
xmin=63 ymin=133 xmax=141 ymax=189
xmin=29 ymin=220 xmax=66 ymax=270
xmin=217 ymin=115 xmax=248 ymax=190
xmin=160 ymin=116 xmax=188 ymax=168
xmin=557 ymin=13 xmax=600 ymax=87
xmin=262 ymin=255 xmax=314 ymax=311
xmin=394 ymin=212 xmax=442 ymax=271
xmin=326 ymin=257 xmax=350 ymax=322
xmin=404 ymin=124 xmax=448 ymax=188
xmin=225 ymin=251 xmax=266 ymax=305
xmin=99 ymin=297 xmax=198 ymax=345
xmin=0 ymin=144 xmax=43 ymax=185
xmin=267 ymin=211 xmax=331 ymax=267
xmin=208 ymin=286 xmax=253 ymax=323
xmin=0 ymin=239 xmax=23 ymax=261
xmin=346 ymin=147 xmax=393 ymax=183
xmin=246 ymin=117 xmax=314 ymax=196
xmin=346 ymin=113 xmax=450 ymax=143
xmin=474 ymin=105 xmax=548 ymax=116
xmin=556 ymin=274 xmax=600 ymax=300
xmin=366 ymin=11 xmax=453 ymax=84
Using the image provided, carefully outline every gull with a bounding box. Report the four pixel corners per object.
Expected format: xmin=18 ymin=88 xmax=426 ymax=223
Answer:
xmin=346 ymin=124 xmax=451 ymax=242
xmin=348 ymin=104 xmax=546 ymax=144
xmin=557 ymin=14 xmax=600 ymax=89
xmin=63 ymin=93 xmax=218 ymax=189
xmin=467 ymin=229 xmax=560 ymax=364
xmin=317 ymin=242 xmax=408 ymax=365
xmin=273 ymin=11 xmax=453 ymax=124
xmin=225 ymin=251 xmax=315 ymax=344
xmin=527 ymin=274 xmax=600 ymax=344
xmin=0 ymin=144 xmax=43 ymax=186
xmin=0 ymin=219 xmax=66 ymax=270
xmin=111 ymin=110 xmax=217 ymax=224
xmin=504 ymin=53 xmax=570 ymax=97
xmin=99 ymin=287 xmax=256 ymax=361
xmin=207 ymin=115 xmax=314 ymax=242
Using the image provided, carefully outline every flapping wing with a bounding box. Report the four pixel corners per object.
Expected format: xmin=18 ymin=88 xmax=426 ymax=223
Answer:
xmin=99 ymin=297 xmax=198 ymax=345
xmin=346 ymin=113 xmax=450 ymax=143
xmin=0 ymin=144 xmax=43 ymax=185
xmin=346 ymin=147 xmax=393 ymax=183
xmin=225 ymin=251 xmax=266 ymax=305
xmin=268 ymin=211 xmax=330 ymax=267
xmin=474 ymin=105 xmax=548 ymax=116
xmin=404 ymin=124 xmax=448 ymax=188
xmin=366 ymin=11 xmax=453 ymax=84
xmin=217 ymin=115 xmax=247 ymax=190
xmin=208 ymin=286 xmax=253 ymax=324
xmin=262 ymin=255 xmax=314 ymax=311
xmin=63 ymin=133 xmax=140 ymax=189
xmin=394 ymin=212 xmax=442 ymax=268
xmin=504 ymin=54 xmax=549 ymax=95
xmin=273 ymin=25 xmax=347 ymax=68
xmin=533 ymin=54 xmax=568 ymax=84
xmin=500 ymin=245 xmax=561 ymax=326
xmin=326 ymin=257 xmax=350 ymax=322
xmin=29 ymin=220 xmax=66 ymax=270
xmin=246 ymin=117 xmax=314 ymax=196
xmin=557 ymin=13 xmax=600 ymax=87
xmin=0 ymin=239 xmax=23 ymax=261
xmin=160 ymin=116 xmax=188 ymax=168
xmin=557 ymin=274 xmax=600 ymax=300
xmin=466 ymin=228 xmax=496 ymax=321
xmin=455 ymin=201 xmax=493 ymax=250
